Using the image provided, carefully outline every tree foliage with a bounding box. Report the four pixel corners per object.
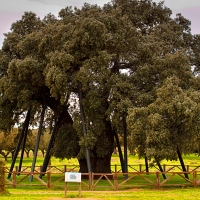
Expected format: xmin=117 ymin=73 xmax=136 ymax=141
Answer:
xmin=127 ymin=77 xmax=200 ymax=160
xmin=0 ymin=130 xmax=18 ymax=161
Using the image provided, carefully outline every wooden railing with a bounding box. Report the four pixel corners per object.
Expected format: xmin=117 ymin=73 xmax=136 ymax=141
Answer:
xmin=4 ymin=164 xmax=80 ymax=174
xmin=4 ymin=170 xmax=200 ymax=190
xmin=5 ymin=164 xmax=200 ymax=174
xmin=112 ymin=164 xmax=195 ymax=173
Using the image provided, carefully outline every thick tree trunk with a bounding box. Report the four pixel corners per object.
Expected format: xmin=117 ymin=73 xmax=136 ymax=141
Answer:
xmin=79 ymin=155 xmax=112 ymax=173
xmin=79 ymin=119 xmax=114 ymax=174
xmin=47 ymin=93 xmax=114 ymax=174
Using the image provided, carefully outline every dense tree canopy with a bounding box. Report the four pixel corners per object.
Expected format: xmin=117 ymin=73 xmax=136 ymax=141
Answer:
xmin=127 ymin=76 xmax=200 ymax=161
xmin=0 ymin=0 xmax=200 ymax=172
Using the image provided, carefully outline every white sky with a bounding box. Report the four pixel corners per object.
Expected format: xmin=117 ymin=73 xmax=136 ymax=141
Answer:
xmin=0 ymin=0 xmax=200 ymax=47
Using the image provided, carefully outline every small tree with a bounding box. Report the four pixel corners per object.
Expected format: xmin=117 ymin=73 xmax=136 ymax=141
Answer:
xmin=0 ymin=130 xmax=18 ymax=161
xmin=24 ymin=130 xmax=37 ymax=158
xmin=39 ymin=131 xmax=51 ymax=157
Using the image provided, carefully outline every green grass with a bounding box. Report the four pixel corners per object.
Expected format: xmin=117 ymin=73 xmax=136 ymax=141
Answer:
xmin=1 ymin=153 xmax=200 ymax=199
xmin=3 ymin=152 xmax=200 ymax=170
xmin=1 ymin=188 xmax=200 ymax=199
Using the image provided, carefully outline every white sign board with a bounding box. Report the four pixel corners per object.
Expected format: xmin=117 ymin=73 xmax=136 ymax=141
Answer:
xmin=65 ymin=172 xmax=81 ymax=183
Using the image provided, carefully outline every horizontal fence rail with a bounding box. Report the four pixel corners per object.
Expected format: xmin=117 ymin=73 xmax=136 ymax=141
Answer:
xmin=4 ymin=165 xmax=80 ymax=174
xmin=5 ymin=164 xmax=200 ymax=174
xmin=3 ymin=169 xmax=200 ymax=190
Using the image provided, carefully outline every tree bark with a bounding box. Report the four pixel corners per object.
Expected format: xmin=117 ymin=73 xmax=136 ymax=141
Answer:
xmin=145 ymin=156 xmax=149 ymax=173
xmin=113 ymin=128 xmax=125 ymax=173
xmin=8 ymin=109 xmax=31 ymax=179
xmin=79 ymin=155 xmax=112 ymax=173
xmin=30 ymin=106 xmax=46 ymax=182
xmin=79 ymin=119 xmax=114 ymax=174
xmin=177 ymin=146 xmax=189 ymax=179
xmin=78 ymin=81 xmax=92 ymax=174
xmin=46 ymin=92 xmax=114 ymax=174
xmin=155 ymin=157 xmax=167 ymax=179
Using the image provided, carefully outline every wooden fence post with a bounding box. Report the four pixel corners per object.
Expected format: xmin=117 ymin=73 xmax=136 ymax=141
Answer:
xmin=156 ymin=172 xmax=160 ymax=189
xmin=187 ymin=165 xmax=189 ymax=172
xmin=139 ymin=164 xmax=142 ymax=172
xmin=64 ymin=165 xmax=67 ymax=172
xmin=78 ymin=182 xmax=81 ymax=197
xmin=163 ymin=164 xmax=166 ymax=172
xmin=65 ymin=182 xmax=67 ymax=197
xmin=91 ymin=173 xmax=94 ymax=191
xmin=47 ymin=172 xmax=51 ymax=188
xmin=12 ymin=171 xmax=16 ymax=188
xmin=115 ymin=164 xmax=117 ymax=173
xmin=193 ymin=171 xmax=197 ymax=188
xmin=114 ymin=172 xmax=118 ymax=191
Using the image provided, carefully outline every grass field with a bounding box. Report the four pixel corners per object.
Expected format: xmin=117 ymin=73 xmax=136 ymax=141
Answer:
xmin=1 ymin=153 xmax=200 ymax=199
xmin=4 ymin=152 xmax=200 ymax=169
xmin=1 ymin=187 xmax=200 ymax=199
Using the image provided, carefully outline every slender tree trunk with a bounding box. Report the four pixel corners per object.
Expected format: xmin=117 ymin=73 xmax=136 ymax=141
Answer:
xmin=145 ymin=156 xmax=149 ymax=173
xmin=18 ymin=116 xmax=30 ymax=174
xmin=123 ymin=117 xmax=128 ymax=176
xmin=113 ymin=128 xmax=125 ymax=173
xmin=155 ymin=157 xmax=167 ymax=179
xmin=177 ymin=146 xmax=189 ymax=179
xmin=40 ymin=108 xmax=72 ymax=179
xmin=30 ymin=106 xmax=46 ymax=182
xmin=78 ymin=81 xmax=92 ymax=175
xmin=40 ymin=119 xmax=58 ymax=179
xmin=8 ymin=109 xmax=31 ymax=179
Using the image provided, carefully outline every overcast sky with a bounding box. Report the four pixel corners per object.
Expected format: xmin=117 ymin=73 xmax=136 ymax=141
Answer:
xmin=0 ymin=0 xmax=200 ymax=48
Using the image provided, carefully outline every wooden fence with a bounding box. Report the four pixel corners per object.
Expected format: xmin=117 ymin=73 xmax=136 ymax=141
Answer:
xmin=4 ymin=170 xmax=200 ymax=190
xmin=5 ymin=164 xmax=200 ymax=174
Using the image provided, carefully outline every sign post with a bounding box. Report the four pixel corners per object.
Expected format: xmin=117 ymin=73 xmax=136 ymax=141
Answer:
xmin=65 ymin=172 xmax=81 ymax=198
